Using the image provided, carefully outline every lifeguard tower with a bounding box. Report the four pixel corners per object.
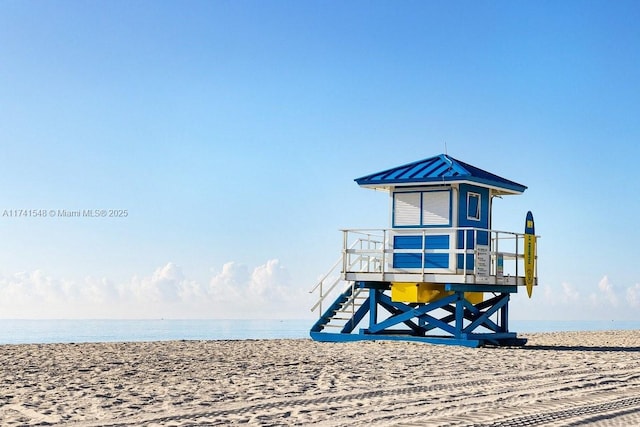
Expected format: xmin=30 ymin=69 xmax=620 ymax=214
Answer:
xmin=309 ymin=154 xmax=538 ymax=347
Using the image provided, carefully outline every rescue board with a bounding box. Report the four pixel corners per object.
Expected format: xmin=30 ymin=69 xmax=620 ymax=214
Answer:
xmin=524 ymin=211 xmax=536 ymax=298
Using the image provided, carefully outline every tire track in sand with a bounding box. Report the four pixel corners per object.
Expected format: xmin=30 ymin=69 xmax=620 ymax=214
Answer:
xmin=474 ymin=395 xmax=640 ymax=426
xmin=71 ymin=367 xmax=640 ymax=426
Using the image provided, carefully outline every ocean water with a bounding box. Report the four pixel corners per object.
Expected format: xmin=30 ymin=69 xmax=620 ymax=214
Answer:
xmin=0 ymin=319 xmax=312 ymax=345
xmin=0 ymin=319 xmax=639 ymax=345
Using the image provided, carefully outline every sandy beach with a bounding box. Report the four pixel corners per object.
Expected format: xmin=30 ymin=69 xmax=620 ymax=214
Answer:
xmin=1 ymin=331 xmax=640 ymax=426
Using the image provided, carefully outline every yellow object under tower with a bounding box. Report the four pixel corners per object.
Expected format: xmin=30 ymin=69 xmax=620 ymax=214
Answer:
xmin=391 ymin=282 xmax=483 ymax=305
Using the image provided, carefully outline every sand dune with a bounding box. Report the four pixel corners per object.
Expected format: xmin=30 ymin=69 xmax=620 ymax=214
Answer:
xmin=1 ymin=331 xmax=640 ymax=426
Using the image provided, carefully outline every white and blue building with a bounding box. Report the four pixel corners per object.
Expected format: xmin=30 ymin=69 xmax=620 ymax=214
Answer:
xmin=310 ymin=154 xmax=538 ymax=347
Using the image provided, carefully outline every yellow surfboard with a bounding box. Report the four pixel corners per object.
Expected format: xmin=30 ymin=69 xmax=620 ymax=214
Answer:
xmin=524 ymin=211 xmax=536 ymax=298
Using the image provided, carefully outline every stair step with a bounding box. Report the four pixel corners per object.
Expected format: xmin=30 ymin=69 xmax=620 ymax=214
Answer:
xmin=338 ymin=303 xmax=363 ymax=308
xmin=336 ymin=306 xmax=363 ymax=312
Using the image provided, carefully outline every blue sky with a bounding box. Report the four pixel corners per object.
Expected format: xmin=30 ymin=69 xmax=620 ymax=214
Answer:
xmin=1 ymin=1 xmax=639 ymax=320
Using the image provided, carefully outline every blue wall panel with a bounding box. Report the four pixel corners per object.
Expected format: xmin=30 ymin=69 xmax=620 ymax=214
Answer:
xmin=394 ymin=235 xmax=450 ymax=250
xmin=458 ymin=184 xmax=490 ymax=229
xmin=457 ymin=184 xmax=490 ymax=271
xmin=393 ymin=253 xmax=450 ymax=269
xmin=426 ymin=254 xmax=449 ymax=269
xmin=394 ymin=236 xmax=423 ymax=249
xmin=425 ymin=235 xmax=449 ymax=249
xmin=393 ymin=253 xmax=422 ymax=268
xmin=457 ymin=254 xmax=474 ymax=271
xmin=392 ymin=234 xmax=450 ymax=269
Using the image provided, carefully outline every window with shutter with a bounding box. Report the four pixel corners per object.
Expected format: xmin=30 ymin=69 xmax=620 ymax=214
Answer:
xmin=393 ymin=190 xmax=450 ymax=227
xmin=393 ymin=192 xmax=420 ymax=226
xmin=422 ymin=191 xmax=450 ymax=225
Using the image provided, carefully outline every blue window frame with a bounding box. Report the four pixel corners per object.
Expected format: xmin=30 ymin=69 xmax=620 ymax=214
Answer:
xmin=467 ymin=192 xmax=481 ymax=221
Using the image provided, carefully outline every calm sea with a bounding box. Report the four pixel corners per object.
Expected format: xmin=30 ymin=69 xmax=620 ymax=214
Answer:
xmin=0 ymin=319 xmax=639 ymax=345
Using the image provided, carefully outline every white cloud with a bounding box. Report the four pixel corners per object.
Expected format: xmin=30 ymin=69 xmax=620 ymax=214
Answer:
xmin=80 ymin=276 xmax=120 ymax=304
xmin=10 ymin=262 xmax=636 ymax=322
xmin=513 ymin=275 xmax=640 ymax=320
xmin=627 ymin=283 xmax=640 ymax=308
xmin=208 ymin=262 xmax=249 ymax=302
xmin=249 ymin=259 xmax=291 ymax=298
xmin=560 ymin=282 xmax=580 ymax=304
xmin=207 ymin=259 xmax=306 ymax=317
xmin=596 ymin=275 xmax=619 ymax=307
xmin=0 ymin=260 xmax=311 ymax=319
xmin=128 ymin=262 xmax=202 ymax=304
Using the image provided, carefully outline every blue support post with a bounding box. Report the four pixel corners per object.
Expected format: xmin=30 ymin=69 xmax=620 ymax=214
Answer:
xmin=341 ymin=296 xmax=370 ymax=334
xmin=455 ymin=291 xmax=464 ymax=338
xmin=369 ymin=288 xmax=378 ymax=326
xmin=463 ymin=294 xmax=509 ymax=334
xmin=501 ymin=293 xmax=510 ymax=331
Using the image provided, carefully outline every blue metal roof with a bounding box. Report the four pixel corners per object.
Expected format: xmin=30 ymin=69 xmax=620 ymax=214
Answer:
xmin=355 ymin=154 xmax=527 ymax=194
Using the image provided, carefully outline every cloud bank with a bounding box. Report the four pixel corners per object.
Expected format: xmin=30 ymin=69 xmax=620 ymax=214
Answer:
xmin=2 ymin=263 xmax=638 ymax=322
xmin=0 ymin=260 xmax=313 ymax=319
xmin=512 ymin=275 xmax=640 ymax=321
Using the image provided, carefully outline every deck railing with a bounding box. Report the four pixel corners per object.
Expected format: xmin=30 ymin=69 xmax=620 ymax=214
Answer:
xmin=310 ymin=227 xmax=538 ymax=317
xmin=340 ymin=227 xmax=537 ymax=284
xmin=309 ymin=236 xmax=383 ymax=316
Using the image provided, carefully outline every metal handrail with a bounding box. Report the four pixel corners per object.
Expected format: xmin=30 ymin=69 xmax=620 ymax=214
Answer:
xmin=340 ymin=227 xmax=539 ymax=278
xmin=309 ymin=236 xmax=382 ymax=294
xmin=309 ymin=236 xmax=384 ymax=314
